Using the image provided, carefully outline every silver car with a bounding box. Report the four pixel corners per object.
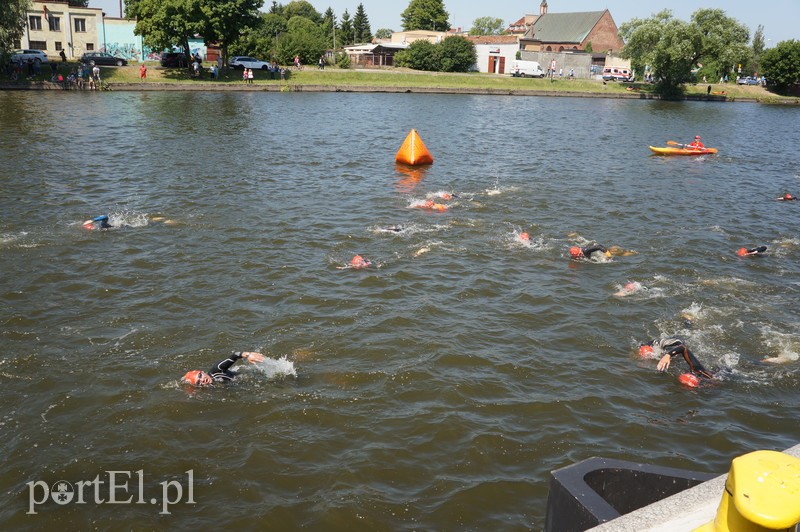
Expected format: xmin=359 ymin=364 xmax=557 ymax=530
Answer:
xmin=229 ymin=56 xmax=272 ymax=70
xmin=11 ymin=49 xmax=50 ymax=64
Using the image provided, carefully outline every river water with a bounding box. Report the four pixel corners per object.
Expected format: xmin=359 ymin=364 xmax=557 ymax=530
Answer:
xmin=1 ymin=90 xmax=799 ymax=529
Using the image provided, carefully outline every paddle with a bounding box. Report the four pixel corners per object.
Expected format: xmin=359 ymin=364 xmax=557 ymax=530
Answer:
xmin=666 ymin=140 xmax=686 ymax=148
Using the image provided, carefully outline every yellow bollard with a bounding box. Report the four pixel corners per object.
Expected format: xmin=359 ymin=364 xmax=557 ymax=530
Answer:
xmin=695 ymin=450 xmax=800 ymax=532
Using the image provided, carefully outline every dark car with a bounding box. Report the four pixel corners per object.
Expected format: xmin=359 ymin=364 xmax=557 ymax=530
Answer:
xmin=79 ymin=52 xmax=127 ymax=67
xmin=160 ymin=52 xmax=188 ymax=68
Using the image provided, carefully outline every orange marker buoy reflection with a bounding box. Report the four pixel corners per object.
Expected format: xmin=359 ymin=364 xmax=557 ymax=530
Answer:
xmin=395 ymin=129 xmax=434 ymax=166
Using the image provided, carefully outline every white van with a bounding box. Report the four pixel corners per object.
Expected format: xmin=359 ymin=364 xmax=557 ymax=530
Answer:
xmin=510 ymin=60 xmax=544 ymax=78
xmin=602 ymin=66 xmax=633 ymax=82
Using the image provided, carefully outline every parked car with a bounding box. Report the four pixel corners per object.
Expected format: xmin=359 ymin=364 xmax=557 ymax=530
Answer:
xmin=736 ymin=76 xmax=760 ymax=86
xmin=10 ymin=49 xmax=49 ymax=64
xmin=602 ymin=66 xmax=633 ymax=82
xmin=229 ymin=56 xmax=272 ymax=71
xmin=79 ymin=52 xmax=127 ymax=67
xmin=509 ymin=60 xmax=545 ymax=78
xmin=160 ymin=52 xmax=188 ymax=68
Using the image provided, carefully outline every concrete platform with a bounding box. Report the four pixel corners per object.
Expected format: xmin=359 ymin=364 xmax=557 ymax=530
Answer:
xmin=589 ymin=444 xmax=800 ymax=531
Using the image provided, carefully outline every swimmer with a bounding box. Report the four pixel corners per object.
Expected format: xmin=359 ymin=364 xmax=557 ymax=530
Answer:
xmin=519 ymin=232 xmax=530 ymax=242
xmin=182 ymin=351 xmax=266 ymax=386
xmin=82 ymin=215 xmax=112 ymax=230
xmin=385 ymin=225 xmax=405 ymax=233
xmin=349 ymin=255 xmax=372 ymax=269
xmin=639 ymin=337 xmax=714 ymax=380
xmin=736 ymin=246 xmax=767 ymax=257
xmin=569 ymin=244 xmax=610 ymax=261
xmin=613 ymin=281 xmax=642 ymax=297
xmin=776 ymin=193 xmax=796 ymax=201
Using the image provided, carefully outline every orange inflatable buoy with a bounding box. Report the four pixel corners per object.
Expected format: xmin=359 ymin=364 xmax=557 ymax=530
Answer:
xmin=395 ymin=129 xmax=434 ymax=166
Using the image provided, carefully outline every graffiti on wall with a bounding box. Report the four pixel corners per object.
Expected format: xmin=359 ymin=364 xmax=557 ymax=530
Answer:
xmin=100 ymin=42 xmax=140 ymax=60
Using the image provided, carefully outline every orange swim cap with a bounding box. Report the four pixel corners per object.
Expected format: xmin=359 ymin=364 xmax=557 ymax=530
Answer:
xmin=569 ymin=246 xmax=582 ymax=258
xmin=784 ymin=193 xmax=793 ymax=200
xmin=736 ymin=247 xmax=748 ymax=257
xmin=424 ymin=199 xmax=434 ymax=208
xmin=351 ymin=255 xmax=369 ymax=268
xmin=441 ymin=193 xmax=453 ymax=200
xmin=520 ymin=232 xmax=530 ymax=241
xmin=638 ymin=345 xmax=654 ymax=357
xmin=183 ymin=370 xmax=203 ymax=386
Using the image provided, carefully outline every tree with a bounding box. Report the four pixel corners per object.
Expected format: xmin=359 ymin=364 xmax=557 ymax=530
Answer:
xmin=395 ymin=35 xmax=475 ymax=72
xmin=395 ymin=39 xmax=438 ymax=70
xmin=746 ymin=24 xmax=765 ymax=75
xmin=437 ymin=35 xmax=476 ymax=71
xmin=620 ymin=9 xmax=749 ymax=94
xmin=127 ymin=0 xmax=204 ymax=61
xmin=282 ymin=1 xmax=321 ymax=24
xmin=353 ymin=3 xmax=371 ymax=44
xmin=401 ymin=0 xmax=450 ymax=32
xmin=375 ymin=28 xmax=393 ymax=40
xmin=339 ymin=9 xmax=353 ymax=46
xmin=321 ymin=7 xmax=336 ymax=48
xmin=0 ymin=0 xmax=29 ymax=60
xmin=469 ymin=16 xmax=504 ymax=36
xmin=761 ymin=40 xmax=800 ymax=94
xmin=276 ymin=15 xmax=326 ymax=65
xmin=199 ymin=0 xmax=261 ymax=67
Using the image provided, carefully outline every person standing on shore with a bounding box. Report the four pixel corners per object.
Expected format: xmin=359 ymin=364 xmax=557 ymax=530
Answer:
xmin=139 ymin=63 xmax=147 ymax=81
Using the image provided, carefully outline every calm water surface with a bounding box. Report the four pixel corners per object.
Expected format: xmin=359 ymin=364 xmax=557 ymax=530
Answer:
xmin=1 ymin=90 xmax=799 ymax=530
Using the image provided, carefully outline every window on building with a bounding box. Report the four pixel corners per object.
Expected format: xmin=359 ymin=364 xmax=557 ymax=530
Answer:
xmin=74 ymin=18 xmax=86 ymax=32
xmin=29 ymin=16 xmax=42 ymax=30
xmin=29 ymin=41 xmax=47 ymax=50
xmin=55 ymin=42 xmax=62 ymax=51
xmin=49 ymin=16 xmax=61 ymax=32
xmin=86 ymin=43 xmax=94 ymax=51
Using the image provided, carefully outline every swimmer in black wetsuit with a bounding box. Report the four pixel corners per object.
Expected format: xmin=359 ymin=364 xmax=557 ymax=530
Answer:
xmin=776 ymin=193 xmax=796 ymax=201
xmin=569 ymin=244 xmax=609 ymax=260
xmin=83 ymin=215 xmax=113 ymax=230
xmin=736 ymin=246 xmax=767 ymax=257
xmin=182 ymin=351 xmax=265 ymax=386
xmin=639 ymin=337 xmax=714 ymax=379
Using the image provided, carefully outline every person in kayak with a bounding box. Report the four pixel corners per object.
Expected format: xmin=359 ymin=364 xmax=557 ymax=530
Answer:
xmin=569 ymin=244 xmax=609 ymax=260
xmin=776 ymin=193 xmax=796 ymax=201
xmin=687 ymin=136 xmax=705 ymax=149
xmin=83 ymin=215 xmax=113 ymax=230
xmin=182 ymin=351 xmax=266 ymax=386
xmin=736 ymin=246 xmax=767 ymax=256
xmin=639 ymin=338 xmax=714 ymax=379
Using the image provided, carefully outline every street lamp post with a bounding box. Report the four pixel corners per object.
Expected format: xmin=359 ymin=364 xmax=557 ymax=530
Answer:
xmin=102 ymin=12 xmax=106 ymax=52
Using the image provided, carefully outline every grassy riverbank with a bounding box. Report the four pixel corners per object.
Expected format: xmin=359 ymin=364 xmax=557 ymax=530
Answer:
xmin=5 ymin=60 xmax=797 ymax=103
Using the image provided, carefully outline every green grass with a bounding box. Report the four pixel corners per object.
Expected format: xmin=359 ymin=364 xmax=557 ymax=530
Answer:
xmin=6 ymin=60 xmax=798 ymax=103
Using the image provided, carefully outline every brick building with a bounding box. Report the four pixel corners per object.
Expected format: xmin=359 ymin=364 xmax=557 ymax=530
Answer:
xmin=514 ymin=1 xmax=625 ymax=55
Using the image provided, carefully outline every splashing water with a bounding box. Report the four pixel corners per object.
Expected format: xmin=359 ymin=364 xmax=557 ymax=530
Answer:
xmin=251 ymin=356 xmax=297 ymax=379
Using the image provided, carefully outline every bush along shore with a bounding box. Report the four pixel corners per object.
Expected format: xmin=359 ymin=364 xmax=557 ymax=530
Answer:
xmin=2 ymin=61 xmax=797 ymax=104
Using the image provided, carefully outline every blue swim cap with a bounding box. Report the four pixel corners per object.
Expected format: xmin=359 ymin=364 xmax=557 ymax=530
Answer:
xmin=92 ymin=215 xmax=109 ymax=222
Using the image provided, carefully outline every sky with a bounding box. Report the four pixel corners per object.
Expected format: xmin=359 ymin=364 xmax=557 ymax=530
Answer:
xmin=92 ymin=0 xmax=798 ymax=45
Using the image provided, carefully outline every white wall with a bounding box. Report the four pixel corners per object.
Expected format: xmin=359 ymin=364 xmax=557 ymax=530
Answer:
xmin=473 ymin=43 xmax=520 ymax=74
